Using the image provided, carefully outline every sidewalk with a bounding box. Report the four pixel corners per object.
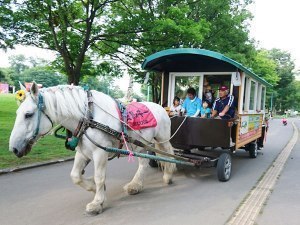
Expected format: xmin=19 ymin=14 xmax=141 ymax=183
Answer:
xmin=256 ymin=122 xmax=300 ymax=225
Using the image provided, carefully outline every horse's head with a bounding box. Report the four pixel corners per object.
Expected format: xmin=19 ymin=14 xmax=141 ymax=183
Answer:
xmin=9 ymin=82 xmax=53 ymax=158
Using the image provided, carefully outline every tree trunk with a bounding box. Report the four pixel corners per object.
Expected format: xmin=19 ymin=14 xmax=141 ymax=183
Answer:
xmin=67 ymin=70 xmax=80 ymax=85
xmin=151 ymin=75 xmax=160 ymax=104
xmin=125 ymin=75 xmax=134 ymax=102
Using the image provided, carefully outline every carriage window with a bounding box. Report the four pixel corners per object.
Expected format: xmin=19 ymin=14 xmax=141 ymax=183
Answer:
xmin=174 ymin=76 xmax=200 ymax=100
xmin=249 ymin=80 xmax=256 ymax=110
xmin=203 ymin=74 xmax=231 ymax=100
xmin=261 ymin=86 xmax=266 ymax=110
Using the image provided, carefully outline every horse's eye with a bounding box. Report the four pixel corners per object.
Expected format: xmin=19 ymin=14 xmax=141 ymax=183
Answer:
xmin=25 ymin=113 xmax=34 ymax=119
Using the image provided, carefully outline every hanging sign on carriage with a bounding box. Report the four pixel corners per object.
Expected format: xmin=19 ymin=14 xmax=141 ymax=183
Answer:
xmin=231 ymin=71 xmax=241 ymax=86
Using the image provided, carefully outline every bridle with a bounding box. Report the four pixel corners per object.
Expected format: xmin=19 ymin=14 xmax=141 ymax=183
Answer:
xmin=30 ymin=93 xmax=53 ymax=141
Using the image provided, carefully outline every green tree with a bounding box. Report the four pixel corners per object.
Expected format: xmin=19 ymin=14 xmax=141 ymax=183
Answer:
xmin=79 ymin=60 xmax=124 ymax=98
xmin=0 ymin=0 xmax=14 ymax=49
xmin=22 ymin=66 xmax=66 ymax=87
xmin=2 ymin=0 xmax=210 ymax=88
xmin=292 ymin=80 xmax=300 ymax=111
xmin=0 ymin=68 xmax=13 ymax=84
xmin=80 ymin=75 xmax=124 ymax=99
xmin=268 ymin=49 xmax=296 ymax=112
xmin=5 ymin=54 xmax=66 ymax=88
xmin=2 ymin=0 xmax=126 ymax=84
xmin=2 ymin=0 xmax=259 ymax=103
xmin=0 ymin=69 xmax=6 ymax=82
xmin=191 ymin=0 xmax=256 ymax=65
xmin=251 ymin=50 xmax=279 ymax=86
xmin=105 ymin=0 xmax=255 ymax=102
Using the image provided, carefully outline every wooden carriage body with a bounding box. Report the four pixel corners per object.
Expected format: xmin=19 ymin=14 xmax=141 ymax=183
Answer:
xmin=142 ymin=48 xmax=271 ymax=150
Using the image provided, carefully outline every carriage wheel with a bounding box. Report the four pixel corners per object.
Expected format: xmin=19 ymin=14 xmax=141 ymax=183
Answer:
xmin=147 ymin=151 xmax=158 ymax=168
xmin=247 ymin=142 xmax=258 ymax=158
xmin=149 ymin=159 xmax=158 ymax=168
xmin=217 ymin=153 xmax=232 ymax=182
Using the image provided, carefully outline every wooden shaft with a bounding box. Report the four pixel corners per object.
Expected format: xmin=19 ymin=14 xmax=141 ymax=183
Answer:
xmin=130 ymin=138 xmax=190 ymax=162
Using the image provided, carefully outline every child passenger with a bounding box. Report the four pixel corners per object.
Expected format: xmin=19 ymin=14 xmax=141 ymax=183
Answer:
xmin=169 ymin=96 xmax=181 ymax=116
xmin=200 ymin=100 xmax=212 ymax=118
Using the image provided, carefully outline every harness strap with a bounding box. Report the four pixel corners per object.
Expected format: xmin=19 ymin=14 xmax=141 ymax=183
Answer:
xmin=87 ymin=90 xmax=94 ymax=119
xmin=65 ymin=90 xmax=128 ymax=152
xmin=31 ymin=93 xmax=53 ymax=140
xmin=115 ymin=100 xmax=128 ymax=136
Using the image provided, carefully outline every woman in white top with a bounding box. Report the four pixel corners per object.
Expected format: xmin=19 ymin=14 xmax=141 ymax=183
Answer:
xmin=169 ymin=96 xmax=182 ymax=116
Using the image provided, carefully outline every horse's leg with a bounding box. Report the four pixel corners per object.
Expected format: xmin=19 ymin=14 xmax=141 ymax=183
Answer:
xmin=124 ymin=147 xmax=148 ymax=195
xmin=70 ymin=151 xmax=96 ymax=192
xmin=155 ymin=141 xmax=176 ymax=185
xmin=85 ymin=150 xmax=108 ymax=215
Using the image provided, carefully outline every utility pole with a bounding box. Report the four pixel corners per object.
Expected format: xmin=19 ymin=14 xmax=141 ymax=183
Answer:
xmin=270 ymin=92 xmax=273 ymax=117
xmin=125 ymin=74 xmax=133 ymax=103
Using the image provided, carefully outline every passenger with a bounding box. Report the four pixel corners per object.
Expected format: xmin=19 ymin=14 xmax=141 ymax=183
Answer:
xmin=169 ymin=96 xmax=181 ymax=116
xmin=200 ymin=100 xmax=212 ymax=118
xmin=203 ymin=90 xmax=214 ymax=105
xmin=181 ymin=87 xmax=202 ymax=117
xmin=211 ymin=85 xmax=235 ymax=119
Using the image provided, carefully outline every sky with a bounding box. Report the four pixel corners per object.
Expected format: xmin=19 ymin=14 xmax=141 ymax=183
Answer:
xmin=0 ymin=0 xmax=299 ymax=89
xmin=248 ymin=0 xmax=300 ymax=70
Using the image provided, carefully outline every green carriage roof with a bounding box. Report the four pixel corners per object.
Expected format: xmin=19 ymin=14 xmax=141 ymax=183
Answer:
xmin=142 ymin=48 xmax=272 ymax=87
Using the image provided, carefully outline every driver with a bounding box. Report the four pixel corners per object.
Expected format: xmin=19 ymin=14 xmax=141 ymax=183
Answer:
xmin=211 ymin=85 xmax=235 ymax=119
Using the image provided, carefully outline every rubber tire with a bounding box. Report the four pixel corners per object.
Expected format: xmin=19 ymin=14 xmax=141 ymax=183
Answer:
xmin=149 ymin=159 xmax=158 ymax=168
xmin=217 ymin=153 xmax=232 ymax=182
xmin=147 ymin=151 xmax=158 ymax=168
xmin=248 ymin=142 xmax=258 ymax=158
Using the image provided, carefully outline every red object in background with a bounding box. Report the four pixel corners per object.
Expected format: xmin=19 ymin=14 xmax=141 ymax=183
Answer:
xmin=25 ymin=82 xmax=43 ymax=91
xmin=0 ymin=83 xmax=9 ymax=93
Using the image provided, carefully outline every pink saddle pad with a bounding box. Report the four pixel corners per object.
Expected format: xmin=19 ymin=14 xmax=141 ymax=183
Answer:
xmin=126 ymin=102 xmax=157 ymax=130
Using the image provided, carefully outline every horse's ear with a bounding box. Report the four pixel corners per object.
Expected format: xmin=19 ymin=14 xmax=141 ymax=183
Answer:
xmin=30 ymin=81 xmax=39 ymax=97
xmin=19 ymin=81 xmax=26 ymax=91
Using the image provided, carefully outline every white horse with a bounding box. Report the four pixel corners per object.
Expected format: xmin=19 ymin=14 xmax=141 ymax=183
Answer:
xmin=9 ymin=82 xmax=176 ymax=214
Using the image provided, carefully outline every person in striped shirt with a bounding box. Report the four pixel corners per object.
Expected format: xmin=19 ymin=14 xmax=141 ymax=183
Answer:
xmin=211 ymin=85 xmax=235 ymax=119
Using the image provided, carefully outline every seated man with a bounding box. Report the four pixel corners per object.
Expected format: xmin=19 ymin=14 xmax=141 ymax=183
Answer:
xmin=181 ymin=87 xmax=202 ymax=117
xmin=211 ymin=85 xmax=235 ymax=119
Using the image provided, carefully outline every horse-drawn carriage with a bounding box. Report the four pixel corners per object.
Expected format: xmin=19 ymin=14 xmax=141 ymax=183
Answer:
xmin=142 ymin=48 xmax=270 ymax=181
xmin=9 ymin=48 xmax=270 ymax=215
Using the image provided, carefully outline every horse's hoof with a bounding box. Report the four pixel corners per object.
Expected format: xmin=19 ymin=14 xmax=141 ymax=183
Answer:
xmin=124 ymin=182 xmax=143 ymax=195
xmin=163 ymin=174 xmax=173 ymax=185
xmin=85 ymin=202 xmax=103 ymax=215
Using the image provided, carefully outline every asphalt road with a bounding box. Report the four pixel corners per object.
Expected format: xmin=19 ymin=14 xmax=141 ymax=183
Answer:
xmin=257 ymin=119 xmax=300 ymax=225
xmin=0 ymin=118 xmax=297 ymax=225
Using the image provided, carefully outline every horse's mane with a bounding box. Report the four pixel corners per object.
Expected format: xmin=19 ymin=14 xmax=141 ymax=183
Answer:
xmin=40 ymin=85 xmax=87 ymax=123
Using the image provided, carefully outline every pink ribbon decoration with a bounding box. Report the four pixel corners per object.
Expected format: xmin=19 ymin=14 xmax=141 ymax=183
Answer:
xmin=122 ymin=132 xmax=134 ymax=162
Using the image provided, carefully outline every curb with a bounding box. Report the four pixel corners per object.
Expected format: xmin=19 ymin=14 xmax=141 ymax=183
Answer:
xmin=0 ymin=157 xmax=74 ymax=175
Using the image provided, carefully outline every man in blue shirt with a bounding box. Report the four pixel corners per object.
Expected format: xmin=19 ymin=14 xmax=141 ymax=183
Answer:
xmin=181 ymin=87 xmax=202 ymax=117
xmin=211 ymin=85 xmax=235 ymax=119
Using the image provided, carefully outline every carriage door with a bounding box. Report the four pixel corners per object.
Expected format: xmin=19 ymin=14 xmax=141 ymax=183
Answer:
xmin=168 ymin=72 xmax=203 ymax=106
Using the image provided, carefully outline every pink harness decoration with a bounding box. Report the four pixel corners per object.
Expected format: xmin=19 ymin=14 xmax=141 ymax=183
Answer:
xmin=121 ymin=132 xmax=134 ymax=162
xmin=126 ymin=102 xmax=157 ymax=130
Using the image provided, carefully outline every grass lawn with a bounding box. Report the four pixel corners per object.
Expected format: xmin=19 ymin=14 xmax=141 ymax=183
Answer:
xmin=0 ymin=94 xmax=74 ymax=169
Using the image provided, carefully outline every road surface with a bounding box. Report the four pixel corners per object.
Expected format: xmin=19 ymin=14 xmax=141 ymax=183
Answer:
xmin=0 ymin=118 xmax=298 ymax=225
